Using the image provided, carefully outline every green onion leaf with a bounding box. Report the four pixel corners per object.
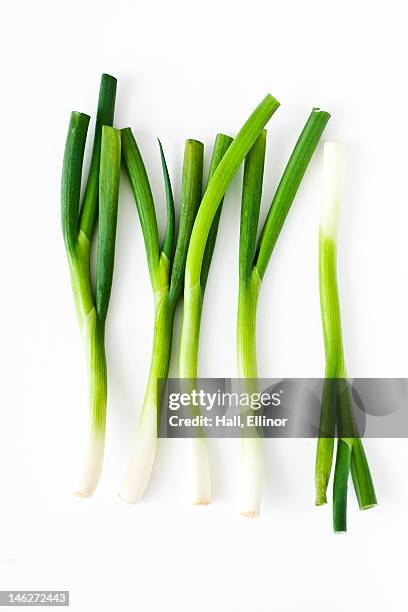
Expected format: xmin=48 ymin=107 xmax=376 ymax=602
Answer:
xmin=185 ymin=94 xmax=280 ymax=290
xmin=158 ymin=139 xmax=176 ymax=263
xmin=79 ymin=74 xmax=117 ymax=241
xmin=351 ymin=439 xmax=378 ymax=510
xmin=333 ymin=439 xmax=351 ymax=533
xmin=315 ymin=379 xmax=336 ymax=505
xmin=169 ymin=139 xmax=204 ymax=304
xmin=201 ymin=133 xmax=233 ymax=291
xmin=61 ymin=111 xmax=90 ymax=253
xmin=239 ymin=130 xmax=267 ymax=285
xmin=121 ymin=128 xmax=161 ymax=289
xmin=255 ymin=108 xmax=330 ymax=279
xmin=95 ymin=127 xmax=121 ymax=322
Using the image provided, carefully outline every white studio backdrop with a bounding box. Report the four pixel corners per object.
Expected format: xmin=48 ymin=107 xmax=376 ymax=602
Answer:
xmin=2 ymin=1 xmax=408 ymax=610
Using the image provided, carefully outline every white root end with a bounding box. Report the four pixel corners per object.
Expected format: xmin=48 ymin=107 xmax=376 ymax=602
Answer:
xmin=74 ymin=431 xmax=105 ymax=498
xmin=239 ymin=437 xmax=263 ymax=517
xmin=191 ymin=438 xmax=211 ymax=505
xmin=320 ymin=142 xmax=346 ymax=239
xmin=118 ymin=413 xmax=157 ymax=504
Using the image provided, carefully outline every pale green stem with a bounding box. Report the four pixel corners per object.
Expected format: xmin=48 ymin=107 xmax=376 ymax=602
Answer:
xmin=178 ymin=283 xmax=211 ymax=504
xmin=179 ymin=283 xmax=202 ymax=380
xmin=237 ymin=269 xmax=263 ymax=516
xmin=69 ymin=240 xmax=107 ymax=497
xmin=68 ymin=232 xmax=94 ymax=323
xmin=119 ymin=290 xmax=175 ymax=503
xmin=317 ymin=142 xmax=376 ymax=528
xmin=315 ymin=232 xmax=346 ymax=505
xmin=237 ymin=271 xmax=260 ymax=379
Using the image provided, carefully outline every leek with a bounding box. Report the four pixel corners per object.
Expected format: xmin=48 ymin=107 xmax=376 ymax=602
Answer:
xmin=238 ymin=109 xmax=330 ymax=516
xmin=61 ymin=74 xmax=120 ymax=496
xmin=315 ymin=142 xmax=377 ymax=532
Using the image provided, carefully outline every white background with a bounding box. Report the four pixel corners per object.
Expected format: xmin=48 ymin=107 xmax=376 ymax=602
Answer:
xmin=2 ymin=1 xmax=408 ymax=610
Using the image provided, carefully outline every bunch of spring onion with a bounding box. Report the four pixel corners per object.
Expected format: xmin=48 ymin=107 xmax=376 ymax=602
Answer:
xmin=315 ymin=142 xmax=377 ymax=532
xmin=237 ymin=109 xmax=330 ymax=516
xmin=179 ymin=94 xmax=281 ymax=504
xmin=118 ymin=131 xmax=232 ymax=503
xmin=61 ymin=74 xmax=120 ymax=496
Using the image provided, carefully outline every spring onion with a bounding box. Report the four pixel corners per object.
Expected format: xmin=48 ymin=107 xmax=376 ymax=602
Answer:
xmin=238 ymin=109 xmax=330 ymax=516
xmin=315 ymin=142 xmax=377 ymax=532
xmin=180 ymin=94 xmax=281 ymax=504
xmin=61 ymin=74 xmax=119 ymax=497
xmin=179 ymin=133 xmax=233 ymax=504
xmin=118 ymin=132 xmax=232 ymax=503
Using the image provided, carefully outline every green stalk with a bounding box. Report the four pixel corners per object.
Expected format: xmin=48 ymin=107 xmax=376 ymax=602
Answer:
xmin=185 ymin=95 xmax=280 ymax=291
xmin=179 ymin=134 xmax=234 ymax=377
xmin=351 ymin=439 xmax=377 ymax=510
xmin=333 ymin=439 xmax=351 ymax=532
xmin=237 ymin=270 xmax=261 ymax=380
xmin=237 ymin=131 xmax=267 ymax=380
xmin=62 ymin=112 xmax=90 ymax=255
xmin=61 ymin=75 xmax=119 ymax=498
xmin=238 ymin=110 xmax=330 ymax=516
xmin=315 ymin=232 xmax=346 ymax=507
xmin=79 ymin=74 xmax=117 ymax=241
xmin=237 ymin=269 xmax=263 ymax=517
xmin=317 ymin=149 xmax=352 ymax=529
xmin=316 ymin=142 xmax=377 ymax=533
xmin=315 ymin=378 xmax=336 ymax=505
xmin=158 ymin=139 xmax=176 ymax=262
xmin=177 ymin=134 xmax=234 ymax=504
xmin=120 ymin=128 xmax=162 ymax=291
xmin=254 ymin=109 xmax=331 ymax=278
xmin=236 ymin=132 xmax=267 ymax=514
xmin=201 ymin=134 xmax=235 ymax=290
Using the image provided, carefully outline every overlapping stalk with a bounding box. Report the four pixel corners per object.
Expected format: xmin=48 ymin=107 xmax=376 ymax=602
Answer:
xmin=180 ymin=94 xmax=281 ymax=504
xmin=238 ymin=109 xmax=330 ymax=516
xmin=118 ymin=132 xmax=232 ymax=503
xmin=61 ymin=74 xmax=120 ymax=496
xmin=315 ymin=142 xmax=377 ymax=532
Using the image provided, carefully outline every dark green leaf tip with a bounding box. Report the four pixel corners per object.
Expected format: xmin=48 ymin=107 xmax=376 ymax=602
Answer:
xmin=254 ymin=108 xmax=330 ymax=279
xmin=168 ymin=138 xmax=204 ymax=303
xmin=78 ymin=73 xmax=118 ymax=241
xmin=200 ymin=133 xmax=233 ymax=291
xmin=239 ymin=130 xmax=267 ymax=283
xmin=61 ymin=111 xmax=91 ymax=252
xmin=158 ymin=138 xmax=176 ymax=262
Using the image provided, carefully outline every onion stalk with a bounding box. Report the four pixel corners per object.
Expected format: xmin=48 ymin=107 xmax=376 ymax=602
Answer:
xmin=238 ymin=109 xmax=330 ymax=516
xmin=61 ymin=74 xmax=119 ymax=497
xmin=315 ymin=142 xmax=377 ymax=532
xmin=118 ymin=132 xmax=232 ymax=503
xmin=180 ymin=94 xmax=281 ymax=504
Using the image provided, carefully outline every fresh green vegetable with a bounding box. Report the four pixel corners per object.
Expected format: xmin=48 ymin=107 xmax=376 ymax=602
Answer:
xmin=315 ymin=142 xmax=377 ymax=532
xmin=179 ymin=133 xmax=233 ymax=504
xmin=179 ymin=94 xmax=280 ymax=504
xmin=118 ymin=132 xmax=232 ymax=503
xmin=61 ymin=74 xmax=119 ymax=496
xmin=237 ymin=109 xmax=330 ymax=516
